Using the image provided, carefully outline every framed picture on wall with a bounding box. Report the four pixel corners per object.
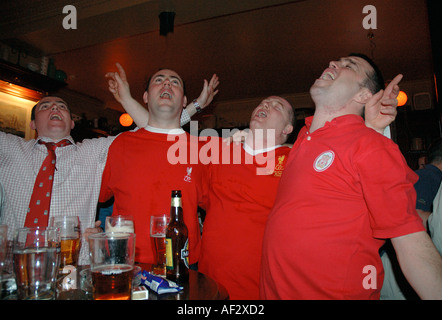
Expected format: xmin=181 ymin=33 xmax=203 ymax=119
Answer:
xmin=0 ymin=80 xmax=41 ymax=140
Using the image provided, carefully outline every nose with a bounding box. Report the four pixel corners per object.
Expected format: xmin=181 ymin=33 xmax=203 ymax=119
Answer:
xmin=329 ymin=60 xmax=338 ymax=69
xmin=51 ymin=103 xmax=59 ymax=110
xmin=163 ymin=78 xmax=171 ymax=87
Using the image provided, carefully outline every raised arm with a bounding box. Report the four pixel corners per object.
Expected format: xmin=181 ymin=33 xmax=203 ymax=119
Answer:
xmin=106 ymin=63 xmax=219 ymax=127
xmin=106 ymin=63 xmax=150 ymax=128
xmin=185 ymin=74 xmax=220 ymax=119
xmin=365 ymin=74 xmax=403 ymax=134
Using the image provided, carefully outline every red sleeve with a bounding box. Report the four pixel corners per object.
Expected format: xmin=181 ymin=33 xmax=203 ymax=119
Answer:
xmin=99 ymin=144 xmax=114 ymax=203
xmin=357 ymin=142 xmax=425 ymax=239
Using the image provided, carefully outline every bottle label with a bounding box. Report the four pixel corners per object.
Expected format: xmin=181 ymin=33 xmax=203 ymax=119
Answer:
xmin=171 ymin=198 xmax=182 ymax=208
xmin=181 ymin=239 xmax=189 ymax=268
xmin=165 ymin=238 xmax=173 ymax=270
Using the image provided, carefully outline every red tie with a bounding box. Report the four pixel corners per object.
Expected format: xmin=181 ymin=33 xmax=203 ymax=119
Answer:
xmin=24 ymin=139 xmax=72 ymax=227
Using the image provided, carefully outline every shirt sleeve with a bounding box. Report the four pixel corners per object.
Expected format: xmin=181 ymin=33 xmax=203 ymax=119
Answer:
xmin=356 ymin=141 xmax=425 ymax=239
xmin=180 ymin=108 xmax=191 ymax=126
xmin=98 ymin=137 xmax=117 ymax=203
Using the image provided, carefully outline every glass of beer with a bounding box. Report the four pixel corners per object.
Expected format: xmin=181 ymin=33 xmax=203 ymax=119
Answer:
xmin=105 ymin=215 xmax=134 ymax=233
xmin=88 ymin=232 xmax=136 ymax=300
xmin=12 ymin=227 xmax=61 ymax=300
xmin=50 ymin=216 xmax=81 ymax=270
xmin=150 ymin=214 xmax=169 ymax=277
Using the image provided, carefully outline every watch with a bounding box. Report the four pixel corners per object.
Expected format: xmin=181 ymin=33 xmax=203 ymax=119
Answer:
xmin=193 ymin=99 xmax=202 ymax=113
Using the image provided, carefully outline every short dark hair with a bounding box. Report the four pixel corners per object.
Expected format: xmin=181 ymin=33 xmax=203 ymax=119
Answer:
xmin=349 ymin=53 xmax=385 ymax=94
xmin=31 ymin=96 xmax=72 ymax=120
xmin=145 ymin=68 xmax=187 ymax=95
xmin=428 ymin=138 xmax=442 ymax=164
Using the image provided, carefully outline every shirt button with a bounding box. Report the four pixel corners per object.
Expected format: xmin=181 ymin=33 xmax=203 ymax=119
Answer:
xmin=306 ymin=136 xmax=311 ymax=141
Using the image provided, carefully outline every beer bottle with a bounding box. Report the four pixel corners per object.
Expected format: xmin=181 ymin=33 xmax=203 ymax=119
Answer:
xmin=165 ymin=190 xmax=189 ymax=283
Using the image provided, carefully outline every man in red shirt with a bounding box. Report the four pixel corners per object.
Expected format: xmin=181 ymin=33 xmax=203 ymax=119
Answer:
xmin=260 ymin=54 xmax=442 ymax=299
xmin=198 ymin=96 xmax=295 ymax=299
xmin=99 ymin=66 xmax=218 ymax=265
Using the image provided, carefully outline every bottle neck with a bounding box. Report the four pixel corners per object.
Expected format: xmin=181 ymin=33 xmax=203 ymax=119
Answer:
xmin=170 ymin=197 xmax=183 ymax=222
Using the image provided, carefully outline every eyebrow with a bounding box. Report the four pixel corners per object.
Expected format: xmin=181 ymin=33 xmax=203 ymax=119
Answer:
xmin=340 ymin=57 xmax=360 ymax=70
xmin=153 ymin=74 xmax=183 ymax=84
xmin=38 ymin=100 xmax=69 ymax=109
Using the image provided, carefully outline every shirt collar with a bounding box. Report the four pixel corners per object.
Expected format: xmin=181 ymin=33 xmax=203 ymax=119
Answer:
xmin=243 ymin=142 xmax=282 ymax=156
xmin=144 ymin=125 xmax=185 ymax=135
xmin=34 ymin=135 xmax=76 ymax=147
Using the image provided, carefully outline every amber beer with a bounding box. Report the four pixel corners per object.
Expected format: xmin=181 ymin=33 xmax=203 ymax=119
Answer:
xmin=91 ymin=264 xmax=133 ymax=300
xmin=151 ymin=234 xmax=167 ymax=276
xmin=89 ymin=232 xmax=136 ymax=300
xmin=165 ymin=190 xmax=189 ymax=283
xmin=60 ymin=237 xmax=80 ymax=267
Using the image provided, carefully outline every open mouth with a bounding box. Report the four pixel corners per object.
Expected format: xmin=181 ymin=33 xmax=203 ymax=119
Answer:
xmin=160 ymin=91 xmax=172 ymax=99
xmin=320 ymin=70 xmax=336 ymax=80
xmin=50 ymin=114 xmax=62 ymax=120
xmin=256 ymin=110 xmax=267 ymax=118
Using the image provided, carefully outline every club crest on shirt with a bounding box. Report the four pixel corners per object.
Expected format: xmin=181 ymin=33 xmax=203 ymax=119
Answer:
xmin=273 ymin=155 xmax=286 ymax=177
xmin=313 ymin=151 xmax=334 ymax=172
xmin=184 ymin=166 xmax=192 ymax=182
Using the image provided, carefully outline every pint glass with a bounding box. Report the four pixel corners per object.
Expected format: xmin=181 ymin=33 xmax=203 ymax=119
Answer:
xmin=13 ymin=227 xmax=61 ymax=300
xmin=105 ymin=215 xmax=134 ymax=233
xmin=50 ymin=216 xmax=81 ymax=269
xmin=150 ymin=214 xmax=169 ymax=277
xmin=88 ymin=232 xmax=136 ymax=300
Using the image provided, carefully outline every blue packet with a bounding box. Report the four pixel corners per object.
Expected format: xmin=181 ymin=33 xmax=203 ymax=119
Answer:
xmin=140 ymin=270 xmax=183 ymax=294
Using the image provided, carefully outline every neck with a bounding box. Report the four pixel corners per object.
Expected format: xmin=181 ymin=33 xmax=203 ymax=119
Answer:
xmin=310 ymin=100 xmax=363 ymax=133
xmin=147 ymin=117 xmax=181 ymax=129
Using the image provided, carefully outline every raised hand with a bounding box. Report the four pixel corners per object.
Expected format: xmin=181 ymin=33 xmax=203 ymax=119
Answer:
xmin=195 ymin=74 xmax=220 ymax=110
xmin=105 ymin=63 xmax=133 ymax=104
xmin=365 ymin=74 xmax=403 ymax=134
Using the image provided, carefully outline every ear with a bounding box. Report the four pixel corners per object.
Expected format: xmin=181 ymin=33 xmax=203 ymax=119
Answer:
xmin=182 ymin=95 xmax=188 ymax=108
xmin=70 ymin=119 xmax=75 ymax=130
xmin=355 ymin=88 xmax=373 ymax=105
xmin=143 ymin=91 xmax=148 ymax=104
xmin=282 ymin=124 xmax=294 ymax=136
xmin=30 ymin=120 xmax=36 ymax=131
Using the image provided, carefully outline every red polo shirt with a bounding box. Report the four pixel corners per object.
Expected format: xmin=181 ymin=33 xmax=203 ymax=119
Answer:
xmin=260 ymin=115 xmax=425 ymax=300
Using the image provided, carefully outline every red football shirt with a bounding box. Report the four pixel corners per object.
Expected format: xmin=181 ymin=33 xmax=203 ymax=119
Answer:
xmin=199 ymin=140 xmax=291 ymax=299
xmin=260 ymin=115 xmax=425 ymax=300
xmin=99 ymin=128 xmax=207 ymax=264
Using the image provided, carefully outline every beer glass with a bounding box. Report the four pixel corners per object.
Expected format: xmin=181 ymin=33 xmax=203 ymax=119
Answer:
xmin=150 ymin=214 xmax=169 ymax=277
xmin=105 ymin=215 xmax=134 ymax=233
xmin=12 ymin=227 xmax=61 ymax=300
xmin=50 ymin=216 xmax=81 ymax=269
xmin=0 ymin=224 xmax=7 ymax=282
xmin=89 ymin=232 xmax=136 ymax=300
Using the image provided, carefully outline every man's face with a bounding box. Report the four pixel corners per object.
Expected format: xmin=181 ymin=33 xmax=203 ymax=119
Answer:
xmin=144 ymin=69 xmax=187 ymax=119
xmin=311 ymin=56 xmax=374 ymax=106
xmin=30 ymin=96 xmax=74 ymax=139
xmin=249 ymin=96 xmax=293 ymax=144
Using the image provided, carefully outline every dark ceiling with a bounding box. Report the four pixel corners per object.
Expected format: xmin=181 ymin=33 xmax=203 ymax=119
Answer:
xmin=0 ymin=0 xmax=439 ymax=114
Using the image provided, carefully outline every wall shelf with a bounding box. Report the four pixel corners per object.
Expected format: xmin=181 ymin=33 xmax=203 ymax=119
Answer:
xmin=0 ymin=59 xmax=67 ymax=93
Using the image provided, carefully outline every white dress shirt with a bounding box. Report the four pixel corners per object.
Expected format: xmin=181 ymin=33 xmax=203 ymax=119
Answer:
xmin=0 ymin=131 xmax=115 ymax=264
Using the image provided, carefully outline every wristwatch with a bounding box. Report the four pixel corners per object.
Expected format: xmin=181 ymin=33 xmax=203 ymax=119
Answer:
xmin=193 ymin=99 xmax=202 ymax=113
